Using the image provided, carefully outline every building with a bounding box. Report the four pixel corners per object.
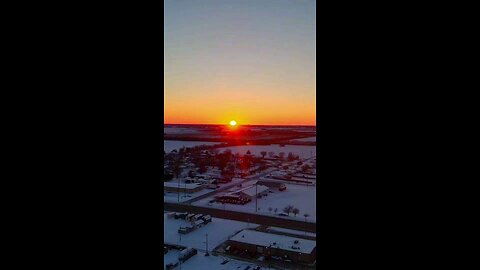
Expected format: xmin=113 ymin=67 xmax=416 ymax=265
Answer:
xmin=164 ymin=182 xmax=205 ymax=193
xmin=256 ymin=180 xmax=286 ymax=191
xmin=226 ymin=229 xmax=316 ymax=264
xmin=215 ymin=194 xmax=250 ymax=205
xmin=231 ymin=184 xmax=269 ymax=199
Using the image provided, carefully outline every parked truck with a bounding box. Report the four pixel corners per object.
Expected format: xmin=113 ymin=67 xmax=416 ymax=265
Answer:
xmin=178 ymin=248 xmax=197 ymax=263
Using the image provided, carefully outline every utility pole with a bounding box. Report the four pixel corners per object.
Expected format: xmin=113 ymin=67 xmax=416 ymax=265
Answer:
xmin=205 ymin=233 xmax=209 ymax=256
xmin=177 ymin=177 xmax=180 ymax=203
xmin=255 ymin=182 xmax=258 ymax=213
xmin=304 ymin=216 xmax=308 ymax=236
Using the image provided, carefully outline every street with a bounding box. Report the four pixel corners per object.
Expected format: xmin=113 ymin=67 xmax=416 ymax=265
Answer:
xmin=164 ymin=202 xmax=316 ymax=233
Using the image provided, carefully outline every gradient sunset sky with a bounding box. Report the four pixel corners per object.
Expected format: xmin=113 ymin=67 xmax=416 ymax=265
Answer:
xmin=164 ymin=0 xmax=316 ymax=126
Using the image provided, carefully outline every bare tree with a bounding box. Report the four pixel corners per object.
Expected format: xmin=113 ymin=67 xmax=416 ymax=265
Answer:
xmin=292 ymin=208 xmax=300 ymax=216
xmin=268 ymin=207 xmax=273 ymax=214
xmin=260 ymin=151 xmax=267 ymax=159
xmin=283 ymin=205 xmax=294 ymax=216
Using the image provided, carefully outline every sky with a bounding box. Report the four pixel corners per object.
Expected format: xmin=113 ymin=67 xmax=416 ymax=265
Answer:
xmin=164 ymin=0 xmax=316 ymax=126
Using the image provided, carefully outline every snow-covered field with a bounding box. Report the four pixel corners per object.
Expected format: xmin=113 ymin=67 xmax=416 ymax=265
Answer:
xmin=294 ymin=136 xmax=316 ymax=142
xmin=164 ymin=213 xmax=258 ymax=251
xmin=216 ymin=145 xmax=316 ymax=159
xmin=192 ymin=182 xmax=317 ymax=222
xmin=164 ymin=127 xmax=201 ymax=135
xmin=164 ymin=140 xmax=221 ymax=153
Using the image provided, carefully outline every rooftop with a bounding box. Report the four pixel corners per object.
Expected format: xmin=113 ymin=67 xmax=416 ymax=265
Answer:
xmin=164 ymin=182 xmax=203 ymax=189
xmin=229 ymin=229 xmax=316 ymax=254
xmin=229 ymin=185 xmax=269 ymax=197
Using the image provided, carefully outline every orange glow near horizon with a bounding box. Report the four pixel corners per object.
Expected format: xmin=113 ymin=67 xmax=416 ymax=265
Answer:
xmin=164 ymin=93 xmax=316 ymax=126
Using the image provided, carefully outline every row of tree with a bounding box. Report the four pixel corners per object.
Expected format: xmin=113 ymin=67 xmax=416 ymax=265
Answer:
xmin=267 ymin=205 xmax=310 ymax=219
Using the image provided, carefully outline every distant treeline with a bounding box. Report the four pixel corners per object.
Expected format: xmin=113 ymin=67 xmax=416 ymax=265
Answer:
xmin=164 ymin=135 xmax=315 ymax=146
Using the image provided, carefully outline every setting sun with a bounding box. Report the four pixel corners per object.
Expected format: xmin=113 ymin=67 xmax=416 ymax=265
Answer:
xmin=229 ymin=120 xmax=237 ymax=126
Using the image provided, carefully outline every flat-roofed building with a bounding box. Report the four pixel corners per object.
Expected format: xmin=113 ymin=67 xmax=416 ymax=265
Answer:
xmin=226 ymin=229 xmax=316 ymax=264
xmin=230 ymin=184 xmax=269 ymax=199
xmin=256 ymin=180 xmax=286 ymax=191
xmin=164 ymin=182 xmax=204 ymax=193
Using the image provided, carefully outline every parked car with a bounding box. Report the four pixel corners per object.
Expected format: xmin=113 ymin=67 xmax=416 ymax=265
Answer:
xmin=278 ymin=213 xmax=289 ymax=217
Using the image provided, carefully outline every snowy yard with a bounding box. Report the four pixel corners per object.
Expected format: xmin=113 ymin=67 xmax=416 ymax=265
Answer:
xmin=216 ymin=145 xmax=316 ymax=159
xmin=192 ymin=182 xmax=317 ymax=222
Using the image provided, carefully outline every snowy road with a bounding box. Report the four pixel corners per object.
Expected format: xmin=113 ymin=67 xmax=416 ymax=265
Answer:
xmin=163 ymin=202 xmax=316 ymax=232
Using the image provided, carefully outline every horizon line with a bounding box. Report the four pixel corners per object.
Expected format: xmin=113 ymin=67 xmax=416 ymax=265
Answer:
xmin=164 ymin=123 xmax=316 ymax=127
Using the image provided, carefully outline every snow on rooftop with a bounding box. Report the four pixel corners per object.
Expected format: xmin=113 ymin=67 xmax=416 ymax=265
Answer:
xmin=228 ymin=185 xmax=269 ymax=197
xmin=229 ymin=229 xmax=316 ymax=254
xmin=267 ymin=227 xmax=317 ymax=238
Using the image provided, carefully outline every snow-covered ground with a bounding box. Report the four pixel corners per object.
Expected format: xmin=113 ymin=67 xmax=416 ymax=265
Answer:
xmin=164 ymin=140 xmax=221 ymax=153
xmin=165 ymin=250 xmax=259 ymax=270
xmin=294 ymin=136 xmax=316 ymax=142
xmin=192 ymin=182 xmax=317 ymax=222
xmin=164 ymin=187 xmax=215 ymax=203
xmin=164 ymin=127 xmax=201 ymax=135
xmin=216 ymin=145 xmax=316 ymax=159
xmin=164 ymin=213 xmax=259 ymax=251
xmin=164 ymin=177 xmax=248 ymax=203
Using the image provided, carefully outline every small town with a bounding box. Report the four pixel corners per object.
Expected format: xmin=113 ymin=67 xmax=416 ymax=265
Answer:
xmin=164 ymin=125 xmax=316 ymax=270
